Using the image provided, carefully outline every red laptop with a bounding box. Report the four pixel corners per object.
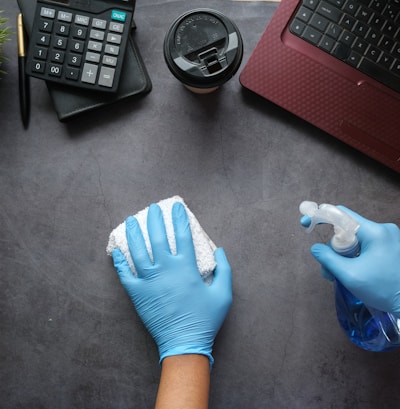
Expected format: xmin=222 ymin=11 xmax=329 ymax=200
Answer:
xmin=240 ymin=0 xmax=400 ymax=173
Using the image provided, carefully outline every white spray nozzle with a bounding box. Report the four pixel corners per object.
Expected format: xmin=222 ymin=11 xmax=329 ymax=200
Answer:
xmin=299 ymin=201 xmax=360 ymax=252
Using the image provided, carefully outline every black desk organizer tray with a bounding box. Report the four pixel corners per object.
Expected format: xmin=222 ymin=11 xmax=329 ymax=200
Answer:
xmin=18 ymin=0 xmax=152 ymax=121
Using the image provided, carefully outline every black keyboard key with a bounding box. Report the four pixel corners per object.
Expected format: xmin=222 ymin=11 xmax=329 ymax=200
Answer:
xmin=339 ymin=30 xmax=356 ymax=46
xmin=341 ymin=14 xmax=357 ymax=30
xmin=39 ymin=19 xmax=53 ymax=32
xmin=48 ymin=63 xmax=62 ymax=77
xmin=370 ymin=14 xmax=386 ymax=29
xmin=352 ymin=21 xmax=369 ymax=37
xmin=347 ymin=50 xmax=363 ymax=66
xmin=365 ymin=45 xmax=382 ymax=61
xmin=380 ymin=53 xmax=395 ymax=69
xmin=290 ymin=19 xmax=306 ymax=36
xmin=370 ymin=0 xmax=385 ymax=13
xmin=353 ymin=38 xmax=369 ymax=53
xmin=50 ymin=49 xmax=65 ymax=63
xmin=365 ymin=28 xmax=381 ymax=45
xmin=356 ymin=7 xmax=374 ymax=23
xmin=65 ymin=67 xmax=80 ymax=80
xmin=302 ymin=26 xmax=323 ymax=44
xmin=380 ymin=36 xmax=395 ymax=52
xmin=303 ymin=0 xmax=318 ymax=10
xmin=320 ymin=34 xmax=336 ymax=51
xmin=332 ymin=42 xmax=351 ymax=59
xmin=72 ymin=26 xmax=87 ymax=39
xmin=37 ymin=32 xmax=51 ymax=46
xmin=297 ymin=6 xmax=314 ymax=23
xmin=343 ymin=1 xmax=360 ymax=16
xmin=326 ymin=22 xmax=342 ymax=39
xmin=33 ymin=46 xmax=48 ymax=60
xmin=310 ymin=14 xmax=330 ymax=31
xmin=382 ymin=22 xmax=397 ymax=36
xmin=317 ymin=2 xmax=342 ymax=23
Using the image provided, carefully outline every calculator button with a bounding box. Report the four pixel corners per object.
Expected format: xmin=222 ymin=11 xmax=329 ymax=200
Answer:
xmin=111 ymin=10 xmax=127 ymax=22
xmin=109 ymin=21 xmax=124 ymax=33
xmin=98 ymin=66 xmax=115 ymax=87
xmin=85 ymin=51 xmax=100 ymax=63
xmin=37 ymin=33 xmax=51 ymax=46
xmin=72 ymin=26 xmax=87 ymax=39
xmin=39 ymin=19 xmax=53 ymax=32
xmin=103 ymin=55 xmax=117 ymax=66
xmin=107 ymin=33 xmax=121 ymax=44
xmin=90 ymin=29 xmax=105 ymax=41
xmin=48 ymin=63 xmax=62 ymax=77
xmin=31 ymin=60 xmax=46 ymax=73
xmin=58 ymin=11 xmax=73 ymax=23
xmin=51 ymin=50 xmax=65 ymax=63
xmin=92 ymin=18 xmax=107 ymax=30
xmin=54 ymin=36 xmax=68 ymax=49
xmin=88 ymin=40 xmax=102 ymax=52
xmin=75 ymin=15 xmax=90 ymax=26
xmin=70 ymin=40 xmax=84 ymax=53
xmin=40 ymin=7 xmax=55 ymax=19
xmin=67 ymin=54 xmax=82 ymax=66
xmin=34 ymin=46 xmax=48 ymax=60
xmin=65 ymin=67 xmax=80 ymax=80
xmin=105 ymin=44 xmax=119 ymax=56
xmin=81 ymin=63 xmax=98 ymax=84
xmin=55 ymin=22 xmax=70 ymax=36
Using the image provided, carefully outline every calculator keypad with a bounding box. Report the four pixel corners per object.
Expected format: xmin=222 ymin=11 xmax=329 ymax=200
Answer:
xmin=26 ymin=2 xmax=133 ymax=93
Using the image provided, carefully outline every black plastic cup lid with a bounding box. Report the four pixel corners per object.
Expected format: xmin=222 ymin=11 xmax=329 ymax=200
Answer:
xmin=164 ymin=9 xmax=244 ymax=89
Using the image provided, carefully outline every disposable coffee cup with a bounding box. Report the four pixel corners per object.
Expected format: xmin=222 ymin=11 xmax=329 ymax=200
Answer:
xmin=164 ymin=9 xmax=244 ymax=93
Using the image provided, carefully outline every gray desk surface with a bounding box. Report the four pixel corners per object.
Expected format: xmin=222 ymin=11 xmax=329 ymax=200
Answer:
xmin=1 ymin=1 xmax=400 ymax=408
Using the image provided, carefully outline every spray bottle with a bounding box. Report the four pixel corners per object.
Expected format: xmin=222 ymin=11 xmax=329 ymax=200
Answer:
xmin=299 ymin=201 xmax=400 ymax=352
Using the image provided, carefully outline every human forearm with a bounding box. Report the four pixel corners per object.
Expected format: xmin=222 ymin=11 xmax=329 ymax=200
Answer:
xmin=155 ymin=354 xmax=210 ymax=409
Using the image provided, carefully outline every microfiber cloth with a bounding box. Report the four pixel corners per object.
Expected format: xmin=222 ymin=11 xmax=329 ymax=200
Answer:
xmin=106 ymin=196 xmax=217 ymax=282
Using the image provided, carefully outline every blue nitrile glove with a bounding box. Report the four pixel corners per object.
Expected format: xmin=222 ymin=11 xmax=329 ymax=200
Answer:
xmin=112 ymin=202 xmax=232 ymax=366
xmin=301 ymin=206 xmax=400 ymax=316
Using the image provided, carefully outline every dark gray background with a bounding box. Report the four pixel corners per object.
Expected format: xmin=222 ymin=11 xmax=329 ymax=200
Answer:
xmin=1 ymin=1 xmax=399 ymax=408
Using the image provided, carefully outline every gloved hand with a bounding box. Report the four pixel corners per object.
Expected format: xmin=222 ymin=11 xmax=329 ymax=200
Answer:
xmin=112 ymin=202 xmax=232 ymax=366
xmin=302 ymin=206 xmax=400 ymax=317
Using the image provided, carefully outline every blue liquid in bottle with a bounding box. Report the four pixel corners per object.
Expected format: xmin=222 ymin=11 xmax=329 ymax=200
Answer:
xmin=334 ymin=280 xmax=400 ymax=351
xmin=333 ymin=243 xmax=400 ymax=352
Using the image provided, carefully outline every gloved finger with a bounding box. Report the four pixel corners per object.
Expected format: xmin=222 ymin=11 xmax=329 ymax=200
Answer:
xmin=310 ymin=243 xmax=353 ymax=286
xmin=210 ymin=248 xmax=232 ymax=300
xmin=112 ymin=248 xmax=136 ymax=286
xmin=125 ymin=216 xmax=153 ymax=276
xmin=147 ymin=203 xmax=171 ymax=260
xmin=172 ymin=202 xmax=196 ymax=260
xmin=300 ymin=215 xmax=311 ymax=228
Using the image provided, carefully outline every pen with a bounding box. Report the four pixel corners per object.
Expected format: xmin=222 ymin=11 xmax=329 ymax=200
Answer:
xmin=17 ymin=13 xmax=30 ymax=129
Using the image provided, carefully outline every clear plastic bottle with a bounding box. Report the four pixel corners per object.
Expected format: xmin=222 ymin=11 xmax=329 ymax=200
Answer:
xmin=300 ymin=201 xmax=400 ymax=352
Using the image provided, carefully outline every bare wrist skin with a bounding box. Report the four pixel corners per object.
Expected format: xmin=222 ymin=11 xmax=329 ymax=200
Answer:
xmin=155 ymin=354 xmax=211 ymax=409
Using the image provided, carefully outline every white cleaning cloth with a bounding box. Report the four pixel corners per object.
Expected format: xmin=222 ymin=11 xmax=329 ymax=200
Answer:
xmin=106 ymin=196 xmax=217 ymax=282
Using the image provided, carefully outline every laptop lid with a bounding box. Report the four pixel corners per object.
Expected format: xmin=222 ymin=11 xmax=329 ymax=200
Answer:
xmin=240 ymin=0 xmax=400 ymax=173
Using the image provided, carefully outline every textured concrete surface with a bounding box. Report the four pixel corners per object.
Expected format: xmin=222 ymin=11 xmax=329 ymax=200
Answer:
xmin=0 ymin=1 xmax=399 ymax=408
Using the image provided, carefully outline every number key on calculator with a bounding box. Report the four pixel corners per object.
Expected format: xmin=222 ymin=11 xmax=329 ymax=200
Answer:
xmin=26 ymin=0 xmax=134 ymax=93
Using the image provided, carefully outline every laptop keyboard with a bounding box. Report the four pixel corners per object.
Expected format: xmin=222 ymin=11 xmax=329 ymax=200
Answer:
xmin=290 ymin=0 xmax=400 ymax=93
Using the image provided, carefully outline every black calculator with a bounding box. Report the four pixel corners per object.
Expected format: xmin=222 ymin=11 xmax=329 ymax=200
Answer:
xmin=26 ymin=0 xmax=135 ymax=93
